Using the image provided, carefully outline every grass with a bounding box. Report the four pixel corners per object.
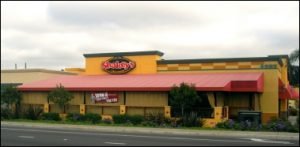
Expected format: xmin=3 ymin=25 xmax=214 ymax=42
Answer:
xmin=3 ymin=119 xmax=298 ymax=133
xmin=1 ymin=118 xmax=229 ymax=131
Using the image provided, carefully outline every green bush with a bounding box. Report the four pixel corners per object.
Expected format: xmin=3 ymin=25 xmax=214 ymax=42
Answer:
xmin=182 ymin=112 xmax=202 ymax=127
xmin=112 ymin=114 xmax=144 ymax=125
xmin=128 ymin=115 xmax=144 ymax=125
xmin=84 ymin=113 xmax=102 ymax=124
xmin=1 ymin=108 xmax=14 ymax=120
xmin=24 ymin=105 xmax=43 ymax=120
xmin=141 ymin=121 xmax=157 ymax=127
xmin=66 ymin=113 xmax=85 ymax=121
xmin=144 ymin=113 xmax=167 ymax=126
xmin=264 ymin=117 xmax=298 ymax=132
xmin=216 ymin=119 xmax=262 ymax=131
xmin=112 ymin=114 xmax=128 ymax=124
xmin=66 ymin=113 xmax=101 ymax=124
xmin=103 ymin=118 xmax=113 ymax=124
xmin=289 ymin=108 xmax=298 ymax=116
xmin=41 ymin=113 xmax=61 ymax=121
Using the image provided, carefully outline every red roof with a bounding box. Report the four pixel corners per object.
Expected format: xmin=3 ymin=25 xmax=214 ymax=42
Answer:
xmin=279 ymin=83 xmax=299 ymax=100
xmin=17 ymin=73 xmax=264 ymax=92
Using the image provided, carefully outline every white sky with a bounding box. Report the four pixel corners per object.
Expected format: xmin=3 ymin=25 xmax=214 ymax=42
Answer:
xmin=1 ymin=1 xmax=299 ymax=70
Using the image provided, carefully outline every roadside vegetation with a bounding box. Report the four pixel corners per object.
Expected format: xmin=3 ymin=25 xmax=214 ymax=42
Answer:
xmin=2 ymin=110 xmax=299 ymax=133
xmin=215 ymin=116 xmax=299 ymax=133
xmin=1 ymin=77 xmax=299 ymax=133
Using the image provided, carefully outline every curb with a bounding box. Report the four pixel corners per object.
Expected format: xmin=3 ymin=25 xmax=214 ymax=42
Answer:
xmin=1 ymin=121 xmax=299 ymax=141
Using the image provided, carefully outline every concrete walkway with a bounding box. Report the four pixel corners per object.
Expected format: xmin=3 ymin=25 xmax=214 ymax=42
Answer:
xmin=1 ymin=121 xmax=299 ymax=141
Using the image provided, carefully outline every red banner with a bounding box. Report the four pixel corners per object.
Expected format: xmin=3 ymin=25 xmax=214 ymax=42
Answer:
xmin=91 ymin=92 xmax=119 ymax=103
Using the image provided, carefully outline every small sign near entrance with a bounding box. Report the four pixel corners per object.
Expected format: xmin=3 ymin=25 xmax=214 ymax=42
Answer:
xmin=102 ymin=56 xmax=136 ymax=74
xmin=91 ymin=92 xmax=119 ymax=103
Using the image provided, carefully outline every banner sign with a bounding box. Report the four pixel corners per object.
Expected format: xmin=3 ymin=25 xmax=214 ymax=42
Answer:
xmin=91 ymin=92 xmax=119 ymax=103
xmin=102 ymin=56 xmax=136 ymax=74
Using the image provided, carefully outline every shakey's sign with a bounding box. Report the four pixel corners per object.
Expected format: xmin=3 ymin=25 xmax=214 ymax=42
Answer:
xmin=91 ymin=92 xmax=119 ymax=103
xmin=102 ymin=56 xmax=136 ymax=74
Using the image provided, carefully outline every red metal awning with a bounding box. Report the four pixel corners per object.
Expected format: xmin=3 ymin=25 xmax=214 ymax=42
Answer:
xmin=17 ymin=73 xmax=264 ymax=92
xmin=279 ymin=82 xmax=299 ymax=100
xmin=279 ymin=85 xmax=299 ymax=99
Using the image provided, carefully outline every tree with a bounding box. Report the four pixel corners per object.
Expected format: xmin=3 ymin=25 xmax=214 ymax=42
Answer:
xmin=289 ymin=49 xmax=299 ymax=64
xmin=1 ymin=85 xmax=22 ymax=118
xmin=47 ymin=84 xmax=74 ymax=113
xmin=1 ymin=85 xmax=21 ymax=109
xmin=288 ymin=49 xmax=299 ymax=86
xmin=169 ymin=82 xmax=200 ymax=116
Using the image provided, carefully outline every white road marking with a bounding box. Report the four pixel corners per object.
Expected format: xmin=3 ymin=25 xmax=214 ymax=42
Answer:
xmin=2 ymin=127 xmax=290 ymax=144
xmin=104 ymin=142 xmax=126 ymax=145
xmin=250 ymin=138 xmax=293 ymax=144
xmin=18 ymin=136 xmax=35 ymax=139
xmin=64 ymin=139 xmax=68 ymax=141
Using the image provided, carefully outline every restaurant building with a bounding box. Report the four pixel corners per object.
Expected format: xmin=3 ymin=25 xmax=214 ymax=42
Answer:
xmin=17 ymin=50 xmax=299 ymax=126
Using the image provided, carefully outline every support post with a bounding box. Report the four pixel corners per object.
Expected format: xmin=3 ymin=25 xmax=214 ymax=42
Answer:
xmin=120 ymin=105 xmax=126 ymax=115
xmin=44 ymin=103 xmax=49 ymax=113
xmin=80 ymin=104 xmax=86 ymax=115
xmin=164 ymin=106 xmax=171 ymax=118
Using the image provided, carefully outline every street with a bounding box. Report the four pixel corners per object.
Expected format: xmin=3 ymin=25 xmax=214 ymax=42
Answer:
xmin=1 ymin=124 xmax=299 ymax=146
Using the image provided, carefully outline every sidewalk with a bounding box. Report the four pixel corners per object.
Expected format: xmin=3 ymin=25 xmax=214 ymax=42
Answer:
xmin=1 ymin=121 xmax=299 ymax=141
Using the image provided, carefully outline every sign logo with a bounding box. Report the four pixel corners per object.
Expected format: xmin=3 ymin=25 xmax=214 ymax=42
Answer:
xmin=91 ymin=92 xmax=119 ymax=103
xmin=102 ymin=56 xmax=136 ymax=74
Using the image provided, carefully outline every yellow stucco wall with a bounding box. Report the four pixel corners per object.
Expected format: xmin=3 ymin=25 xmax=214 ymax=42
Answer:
xmin=69 ymin=92 xmax=84 ymax=105
xmin=86 ymin=105 xmax=103 ymax=114
xmin=84 ymin=55 xmax=160 ymax=75
xmin=157 ymin=61 xmax=281 ymax=72
xmin=126 ymin=92 xmax=168 ymax=106
xmin=22 ymin=92 xmax=48 ymax=104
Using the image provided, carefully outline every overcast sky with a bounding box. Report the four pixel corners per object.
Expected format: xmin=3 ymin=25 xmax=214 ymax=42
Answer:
xmin=1 ymin=1 xmax=299 ymax=70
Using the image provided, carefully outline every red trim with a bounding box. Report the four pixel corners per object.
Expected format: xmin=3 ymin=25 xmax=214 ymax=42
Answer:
xmin=18 ymin=73 xmax=264 ymax=92
xmin=279 ymin=79 xmax=299 ymax=100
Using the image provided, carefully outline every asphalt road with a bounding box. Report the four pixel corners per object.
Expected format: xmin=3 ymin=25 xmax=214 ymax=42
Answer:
xmin=1 ymin=125 xmax=299 ymax=146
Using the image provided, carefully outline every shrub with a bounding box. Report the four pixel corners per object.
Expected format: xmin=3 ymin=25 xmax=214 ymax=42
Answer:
xmin=216 ymin=117 xmax=298 ymax=132
xmin=182 ymin=112 xmax=202 ymax=127
xmin=84 ymin=113 xmax=102 ymax=124
xmin=263 ymin=117 xmax=298 ymax=132
xmin=141 ymin=121 xmax=157 ymax=127
xmin=289 ymin=107 xmax=298 ymax=116
xmin=144 ymin=113 xmax=168 ymax=126
xmin=112 ymin=114 xmax=128 ymax=124
xmin=24 ymin=105 xmax=43 ymax=120
xmin=199 ymin=118 xmax=205 ymax=127
xmin=103 ymin=118 xmax=113 ymax=124
xmin=128 ymin=115 xmax=144 ymax=125
xmin=216 ymin=119 xmax=262 ymax=131
xmin=66 ymin=113 xmax=85 ymax=121
xmin=66 ymin=113 xmax=101 ymax=124
xmin=41 ymin=113 xmax=61 ymax=121
xmin=1 ymin=108 xmax=14 ymax=120
xmin=112 ymin=114 xmax=144 ymax=125
xmin=217 ymin=119 xmax=237 ymax=129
